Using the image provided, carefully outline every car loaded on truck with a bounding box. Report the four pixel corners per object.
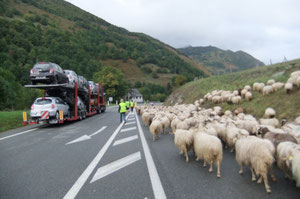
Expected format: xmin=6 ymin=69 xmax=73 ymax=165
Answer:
xmin=24 ymin=62 xmax=106 ymax=125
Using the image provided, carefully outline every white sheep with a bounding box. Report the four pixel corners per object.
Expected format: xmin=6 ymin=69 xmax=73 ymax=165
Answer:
xmin=244 ymin=85 xmax=251 ymax=91
xmin=193 ymin=130 xmax=223 ymax=178
xmin=285 ymin=82 xmax=293 ymax=94
xmin=235 ymin=136 xmax=276 ymax=193
xmin=232 ymin=96 xmax=241 ymax=105
xmin=257 ymin=83 xmax=265 ymax=93
xmin=245 ymin=92 xmax=252 ymax=101
xmin=263 ymin=85 xmax=273 ymax=95
xmin=149 ymin=119 xmax=162 ymax=140
xmin=265 ymin=107 xmax=276 ymax=118
xmin=267 ymin=79 xmax=275 ymax=85
xmin=297 ymin=76 xmax=300 ymax=88
xmin=174 ymin=129 xmax=194 ymax=162
xmin=277 ymin=141 xmax=300 ymax=187
xmin=259 ymin=118 xmax=280 ymax=128
xmin=241 ymin=89 xmax=248 ymax=98
xmin=272 ymin=82 xmax=284 ymax=91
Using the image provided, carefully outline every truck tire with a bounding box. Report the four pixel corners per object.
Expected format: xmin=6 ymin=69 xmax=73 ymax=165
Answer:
xmin=79 ymin=111 xmax=83 ymax=121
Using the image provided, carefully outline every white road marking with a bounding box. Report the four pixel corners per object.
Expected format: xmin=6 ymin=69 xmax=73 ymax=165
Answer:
xmin=0 ymin=128 xmax=38 ymax=141
xmin=89 ymin=126 xmax=107 ymax=137
xmin=135 ymin=110 xmax=166 ymax=199
xmin=120 ymin=126 xmax=137 ymax=132
xmin=90 ymin=151 xmax=141 ymax=183
xmin=65 ymin=126 xmax=107 ymax=145
xmin=65 ymin=135 xmax=91 ymax=145
xmin=125 ymin=121 xmax=136 ymax=126
xmin=63 ymin=121 xmax=125 ymax=199
xmin=113 ymin=135 xmax=138 ymax=146
xmin=127 ymin=117 xmax=135 ymax=121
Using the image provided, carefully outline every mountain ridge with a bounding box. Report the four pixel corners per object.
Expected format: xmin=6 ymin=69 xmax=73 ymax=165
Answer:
xmin=178 ymin=46 xmax=265 ymax=75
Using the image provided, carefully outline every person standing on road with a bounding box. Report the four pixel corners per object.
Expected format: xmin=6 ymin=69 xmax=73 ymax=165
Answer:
xmin=119 ymin=99 xmax=127 ymax=123
xmin=130 ymin=100 xmax=134 ymax=112
xmin=126 ymin=99 xmax=130 ymax=110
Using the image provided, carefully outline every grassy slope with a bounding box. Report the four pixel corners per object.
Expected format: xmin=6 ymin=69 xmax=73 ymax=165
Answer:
xmin=0 ymin=111 xmax=29 ymax=132
xmin=165 ymin=59 xmax=300 ymax=120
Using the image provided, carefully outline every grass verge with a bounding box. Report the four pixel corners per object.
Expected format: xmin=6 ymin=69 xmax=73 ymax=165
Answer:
xmin=0 ymin=110 xmax=29 ymax=133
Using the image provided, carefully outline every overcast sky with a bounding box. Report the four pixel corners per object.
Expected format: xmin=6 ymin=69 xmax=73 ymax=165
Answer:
xmin=66 ymin=0 xmax=300 ymax=64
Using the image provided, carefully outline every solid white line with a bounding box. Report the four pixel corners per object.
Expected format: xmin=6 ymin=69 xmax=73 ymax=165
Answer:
xmin=90 ymin=151 xmax=141 ymax=183
xmin=0 ymin=128 xmax=38 ymax=141
xmin=120 ymin=127 xmax=137 ymax=132
xmin=63 ymin=122 xmax=124 ymax=199
xmin=135 ymin=110 xmax=166 ymax=199
xmin=90 ymin=126 xmax=107 ymax=137
xmin=113 ymin=135 xmax=138 ymax=146
xmin=125 ymin=121 xmax=136 ymax=126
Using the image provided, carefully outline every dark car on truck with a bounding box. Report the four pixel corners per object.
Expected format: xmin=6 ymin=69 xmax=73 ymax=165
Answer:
xmin=30 ymin=62 xmax=68 ymax=85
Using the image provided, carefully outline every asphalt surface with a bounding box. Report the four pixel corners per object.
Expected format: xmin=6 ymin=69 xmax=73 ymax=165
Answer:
xmin=0 ymin=106 xmax=299 ymax=199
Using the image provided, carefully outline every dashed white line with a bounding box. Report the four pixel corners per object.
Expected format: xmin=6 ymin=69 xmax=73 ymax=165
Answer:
xmin=125 ymin=121 xmax=136 ymax=126
xmin=113 ymin=135 xmax=138 ymax=146
xmin=63 ymin=122 xmax=124 ymax=199
xmin=90 ymin=151 xmax=141 ymax=183
xmin=120 ymin=126 xmax=137 ymax=132
xmin=127 ymin=117 xmax=135 ymax=121
xmin=0 ymin=128 xmax=38 ymax=141
xmin=135 ymin=110 xmax=166 ymax=199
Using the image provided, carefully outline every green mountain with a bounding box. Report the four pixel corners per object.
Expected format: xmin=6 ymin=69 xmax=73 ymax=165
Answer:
xmin=0 ymin=0 xmax=209 ymax=110
xmin=178 ymin=46 xmax=265 ymax=75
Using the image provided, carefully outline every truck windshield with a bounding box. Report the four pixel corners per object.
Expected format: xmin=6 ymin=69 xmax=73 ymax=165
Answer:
xmin=35 ymin=99 xmax=52 ymax=105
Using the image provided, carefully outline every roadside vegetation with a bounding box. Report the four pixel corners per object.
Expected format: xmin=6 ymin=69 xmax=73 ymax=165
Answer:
xmin=165 ymin=59 xmax=300 ymax=121
xmin=0 ymin=110 xmax=29 ymax=132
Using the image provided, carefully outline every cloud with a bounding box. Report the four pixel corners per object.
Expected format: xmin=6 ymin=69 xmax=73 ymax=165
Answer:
xmin=67 ymin=0 xmax=300 ymax=64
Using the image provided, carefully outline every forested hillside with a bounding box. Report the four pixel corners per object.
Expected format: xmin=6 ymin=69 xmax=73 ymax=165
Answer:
xmin=0 ymin=0 xmax=208 ymax=110
xmin=178 ymin=46 xmax=265 ymax=75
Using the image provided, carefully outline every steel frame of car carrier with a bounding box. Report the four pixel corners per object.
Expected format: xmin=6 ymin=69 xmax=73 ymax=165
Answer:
xmin=23 ymin=82 xmax=105 ymax=125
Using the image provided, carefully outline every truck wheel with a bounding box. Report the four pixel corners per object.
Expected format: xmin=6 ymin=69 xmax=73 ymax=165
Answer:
xmin=56 ymin=112 xmax=59 ymax=120
xmin=79 ymin=112 xmax=83 ymax=120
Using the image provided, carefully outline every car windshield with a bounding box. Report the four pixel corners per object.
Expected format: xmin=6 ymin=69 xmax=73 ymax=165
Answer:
xmin=33 ymin=64 xmax=51 ymax=70
xmin=35 ymin=98 xmax=52 ymax=105
xmin=65 ymin=71 xmax=70 ymax=74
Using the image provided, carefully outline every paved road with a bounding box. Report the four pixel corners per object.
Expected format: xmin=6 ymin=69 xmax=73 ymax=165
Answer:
xmin=0 ymin=106 xmax=299 ymax=199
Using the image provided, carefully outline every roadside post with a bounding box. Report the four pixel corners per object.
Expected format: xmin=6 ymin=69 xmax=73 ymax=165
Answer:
xmin=23 ymin=112 xmax=28 ymax=125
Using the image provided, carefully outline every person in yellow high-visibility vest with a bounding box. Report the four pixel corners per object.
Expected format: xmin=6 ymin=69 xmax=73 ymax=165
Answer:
xmin=119 ymin=99 xmax=127 ymax=123
xmin=130 ymin=100 xmax=134 ymax=112
xmin=125 ymin=100 xmax=130 ymax=110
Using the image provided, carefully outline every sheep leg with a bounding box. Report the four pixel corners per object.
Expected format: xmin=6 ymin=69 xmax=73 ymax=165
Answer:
xmin=257 ymin=176 xmax=262 ymax=184
xmin=216 ymin=160 xmax=221 ymax=178
xmin=203 ymin=161 xmax=207 ymax=167
xmin=209 ymin=160 xmax=213 ymax=173
xmin=183 ymin=146 xmax=189 ymax=162
xmin=262 ymin=173 xmax=271 ymax=193
xmin=179 ymin=149 xmax=183 ymax=155
xmin=239 ymin=166 xmax=243 ymax=175
xmin=269 ymin=167 xmax=277 ymax=182
xmin=230 ymin=147 xmax=234 ymax=153
xmin=251 ymin=168 xmax=257 ymax=181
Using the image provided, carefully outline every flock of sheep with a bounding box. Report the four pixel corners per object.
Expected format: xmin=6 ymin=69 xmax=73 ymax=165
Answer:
xmin=135 ymin=70 xmax=300 ymax=194
xmin=203 ymin=70 xmax=300 ymax=105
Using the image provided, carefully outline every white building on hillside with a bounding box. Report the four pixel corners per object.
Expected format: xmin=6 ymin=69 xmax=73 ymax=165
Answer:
xmin=126 ymin=88 xmax=144 ymax=103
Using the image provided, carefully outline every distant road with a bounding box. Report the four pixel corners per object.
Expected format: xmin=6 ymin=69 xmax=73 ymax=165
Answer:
xmin=0 ymin=106 xmax=299 ymax=199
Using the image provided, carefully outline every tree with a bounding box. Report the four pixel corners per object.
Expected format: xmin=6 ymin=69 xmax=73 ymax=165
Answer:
xmin=175 ymin=75 xmax=187 ymax=86
xmin=93 ymin=66 xmax=128 ymax=100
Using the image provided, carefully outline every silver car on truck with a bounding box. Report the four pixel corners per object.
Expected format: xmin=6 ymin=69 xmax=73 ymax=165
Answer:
xmin=30 ymin=97 xmax=70 ymax=121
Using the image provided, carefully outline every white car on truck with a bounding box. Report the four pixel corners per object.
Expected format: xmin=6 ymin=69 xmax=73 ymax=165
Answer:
xmin=30 ymin=97 xmax=70 ymax=121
